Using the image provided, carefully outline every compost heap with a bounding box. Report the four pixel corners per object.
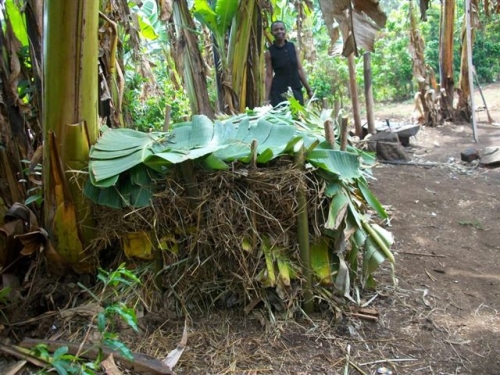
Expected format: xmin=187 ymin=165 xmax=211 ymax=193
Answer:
xmin=86 ymin=106 xmax=395 ymax=314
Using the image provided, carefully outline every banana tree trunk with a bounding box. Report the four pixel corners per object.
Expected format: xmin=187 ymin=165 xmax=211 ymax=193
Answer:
xmin=99 ymin=12 xmax=124 ymax=128
xmin=228 ymin=0 xmax=265 ymax=111
xmin=439 ymin=0 xmax=455 ymax=121
xmin=43 ymin=0 xmax=99 ymax=272
xmin=295 ymin=0 xmax=316 ymax=63
xmin=363 ymin=52 xmax=375 ymax=135
xmin=25 ymin=0 xmax=43 ymax=133
xmin=244 ymin=5 xmax=264 ymax=110
xmin=169 ymin=0 xmax=214 ymax=118
xmin=347 ymin=54 xmax=362 ymax=137
xmin=457 ymin=0 xmax=479 ymax=123
xmin=408 ymin=2 xmax=439 ymax=126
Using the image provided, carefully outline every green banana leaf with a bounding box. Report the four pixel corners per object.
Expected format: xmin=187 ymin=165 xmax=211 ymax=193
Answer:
xmin=86 ymin=112 xmax=371 ymax=212
xmin=90 ymin=149 xmax=154 ymax=182
xmin=370 ymin=223 xmax=394 ymax=250
xmin=5 ymin=0 xmax=29 ymax=46
xmin=84 ymin=166 xmax=154 ymax=209
xmin=307 ymin=149 xmax=362 ymax=180
xmin=192 ymin=0 xmax=218 ymax=35
xmin=357 ymin=177 xmax=389 ymax=220
xmin=214 ymin=0 xmax=239 ymax=37
xmin=325 ymin=188 xmax=349 ymax=230
xmin=362 ymin=236 xmax=387 ymax=284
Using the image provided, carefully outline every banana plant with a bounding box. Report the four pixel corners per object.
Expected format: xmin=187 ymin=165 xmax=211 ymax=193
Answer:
xmin=227 ymin=0 xmax=264 ymax=112
xmin=169 ymin=0 xmax=214 ymax=117
xmin=43 ymin=0 xmax=100 ymax=272
xmin=318 ymin=0 xmax=387 ymax=57
xmin=193 ymin=0 xmax=239 ymax=113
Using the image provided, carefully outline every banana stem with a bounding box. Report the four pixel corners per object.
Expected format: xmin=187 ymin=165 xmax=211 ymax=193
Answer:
xmin=295 ymin=147 xmax=314 ymax=314
xmin=362 ymin=221 xmax=395 ymax=263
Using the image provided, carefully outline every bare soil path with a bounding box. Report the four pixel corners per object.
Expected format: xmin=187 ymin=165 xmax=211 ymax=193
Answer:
xmin=365 ymin=82 xmax=500 ymax=374
xmin=369 ymin=123 xmax=500 ymax=374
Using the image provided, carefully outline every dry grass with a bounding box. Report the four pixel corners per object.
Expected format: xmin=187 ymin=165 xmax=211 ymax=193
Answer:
xmin=88 ymin=161 xmax=331 ymax=315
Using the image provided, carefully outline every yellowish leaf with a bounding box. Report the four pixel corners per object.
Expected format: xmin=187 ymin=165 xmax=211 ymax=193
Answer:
xmin=123 ymin=232 xmax=153 ymax=260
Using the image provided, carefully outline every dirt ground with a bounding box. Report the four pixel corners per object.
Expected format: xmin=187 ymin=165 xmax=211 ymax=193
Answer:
xmin=127 ymin=84 xmax=500 ymax=375
xmin=2 ymin=85 xmax=500 ymax=375
xmin=365 ymin=82 xmax=500 ymax=374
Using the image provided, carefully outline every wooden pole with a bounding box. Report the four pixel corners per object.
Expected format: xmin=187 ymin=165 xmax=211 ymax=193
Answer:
xmin=334 ymin=98 xmax=341 ymax=118
xmin=340 ymin=117 xmax=349 ymax=151
xmin=473 ymin=71 xmax=495 ymax=124
xmin=439 ymin=0 xmax=456 ymax=120
xmin=465 ymin=0 xmax=478 ymax=142
xmin=323 ymin=120 xmax=336 ymax=148
xmin=347 ymin=53 xmax=363 ymax=137
xmin=363 ymin=52 xmax=376 ymax=135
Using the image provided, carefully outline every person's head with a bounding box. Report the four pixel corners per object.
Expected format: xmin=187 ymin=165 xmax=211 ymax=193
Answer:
xmin=270 ymin=21 xmax=286 ymax=41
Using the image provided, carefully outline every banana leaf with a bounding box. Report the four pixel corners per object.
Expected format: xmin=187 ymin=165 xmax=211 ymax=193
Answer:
xmin=307 ymin=149 xmax=362 ymax=180
xmin=5 ymin=0 xmax=29 ymax=46
xmin=362 ymin=236 xmax=387 ymax=285
xmin=90 ymin=148 xmax=154 ymax=182
xmin=214 ymin=0 xmax=238 ymax=37
xmin=192 ymin=0 xmax=218 ymax=34
xmin=357 ymin=177 xmax=389 ymax=220
xmin=325 ymin=187 xmax=349 ymax=230
xmin=83 ymin=104 xmax=395 ymax=297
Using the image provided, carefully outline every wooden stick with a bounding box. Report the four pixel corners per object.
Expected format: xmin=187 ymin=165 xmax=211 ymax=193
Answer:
xmin=5 ymin=360 xmax=27 ymax=375
xmin=425 ymin=269 xmax=437 ymax=282
xmin=340 ymin=117 xmax=349 ymax=151
xmin=363 ymin=52 xmax=376 ymax=135
xmin=0 ymin=343 xmax=47 ymax=368
xmin=473 ymin=71 xmax=495 ymax=124
xmin=323 ymin=119 xmax=336 ymax=148
xmin=397 ymin=250 xmax=445 ymax=258
xmin=379 ymin=160 xmax=439 ymax=167
xmin=465 ymin=0 xmax=478 ymax=142
xmin=19 ymin=338 xmax=173 ymax=375
xmin=295 ymin=147 xmax=314 ymax=314
xmin=250 ymin=139 xmax=258 ymax=168
xmin=348 ymin=360 xmax=368 ymax=375
xmin=348 ymin=312 xmax=379 ymax=322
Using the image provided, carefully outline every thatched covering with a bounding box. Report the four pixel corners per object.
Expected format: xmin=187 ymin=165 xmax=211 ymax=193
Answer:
xmin=91 ymin=161 xmax=330 ymax=314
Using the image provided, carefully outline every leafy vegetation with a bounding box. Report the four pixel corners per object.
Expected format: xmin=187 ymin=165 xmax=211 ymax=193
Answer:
xmin=29 ymin=264 xmax=140 ymax=375
xmin=94 ymin=0 xmax=500 ymax=124
xmin=369 ymin=2 xmax=500 ymax=102
xmin=372 ymin=4 xmax=414 ymax=101
xmin=458 ymin=219 xmax=483 ymax=230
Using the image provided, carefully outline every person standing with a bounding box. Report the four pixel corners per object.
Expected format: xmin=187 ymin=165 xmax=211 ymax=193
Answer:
xmin=265 ymin=21 xmax=313 ymax=107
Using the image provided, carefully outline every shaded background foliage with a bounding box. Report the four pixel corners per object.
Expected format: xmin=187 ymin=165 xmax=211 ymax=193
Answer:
xmin=95 ymin=0 xmax=500 ymax=127
xmin=306 ymin=0 xmax=500 ymax=105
